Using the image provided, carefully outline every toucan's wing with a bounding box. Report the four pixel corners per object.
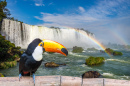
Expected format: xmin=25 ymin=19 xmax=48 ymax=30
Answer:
xmin=20 ymin=54 xmax=42 ymax=74
xmin=19 ymin=53 xmax=33 ymax=72
xmin=24 ymin=57 xmax=43 ymax=74
xmin=31 ymin=60 xmax=42 ymax=73
xmin=19 ymin=53 xmax=29 ymax=74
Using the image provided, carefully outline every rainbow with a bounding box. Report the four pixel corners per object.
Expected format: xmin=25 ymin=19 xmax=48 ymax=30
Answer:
xmin=110 ymin=31 xmax=128 ymax=49
xmin=62 ymin=26 xmax=112 ymax=57
xmin=63 ymin=27 xmax=106 ymax=49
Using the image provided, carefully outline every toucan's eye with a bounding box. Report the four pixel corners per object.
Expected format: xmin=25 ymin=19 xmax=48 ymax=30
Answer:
xmin=40 ymin=44 xmax=42 ymax=46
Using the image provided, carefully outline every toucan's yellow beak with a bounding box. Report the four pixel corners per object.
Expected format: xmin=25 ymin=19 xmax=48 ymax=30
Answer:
xmin=39 ymin=39 xmax=68 ymax=56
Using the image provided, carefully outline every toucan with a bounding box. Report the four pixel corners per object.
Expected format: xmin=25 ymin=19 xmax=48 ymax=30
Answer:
xmin=19 ymin=38 xmax=68 ymax=84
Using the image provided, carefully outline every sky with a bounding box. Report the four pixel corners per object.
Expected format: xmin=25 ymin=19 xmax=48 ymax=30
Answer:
xmin=6 ymin=0 xmax=130 ymax=45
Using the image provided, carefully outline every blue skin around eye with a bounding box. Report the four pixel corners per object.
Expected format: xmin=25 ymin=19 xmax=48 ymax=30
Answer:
xmin=40 ymin=44 xmax=42 ymax=46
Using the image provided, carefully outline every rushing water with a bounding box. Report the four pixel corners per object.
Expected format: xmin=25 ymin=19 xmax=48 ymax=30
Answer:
xmin=0 ymin=19 xmax=130 ymax=80
xmin=0 ymin=49 xmax=130 ymax=80
xmin=0 ymin=19 xmax=96 ymax=48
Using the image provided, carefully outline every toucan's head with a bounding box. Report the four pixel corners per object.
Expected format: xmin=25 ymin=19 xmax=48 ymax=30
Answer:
xmin=38 ymin=39 xmax=68 ymax=56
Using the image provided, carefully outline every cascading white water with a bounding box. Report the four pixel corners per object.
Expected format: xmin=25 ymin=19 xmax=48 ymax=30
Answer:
xmin=0 ymin=19 xmax=97 ymax=48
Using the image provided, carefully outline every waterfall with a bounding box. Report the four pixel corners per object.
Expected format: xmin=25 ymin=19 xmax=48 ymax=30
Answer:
xmin=0 ymin=19 xmax=97 ymax=48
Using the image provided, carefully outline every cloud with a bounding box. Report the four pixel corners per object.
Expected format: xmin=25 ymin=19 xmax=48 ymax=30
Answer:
xmin=35 ymin=12 xmax=97 ymax=27
xmin=79 ymin=6 xmax=85 ymax=13
xmin=48 ymin=2 xmax=53 ymax=6
xmin=86 ymin=0 xmax=130 ymax=19
xmin=34 ymin=0 xmax=45 ymax=6
xmin=35 ymin=3 xmax=45 ymax=6
xmin=35 ymin=0 xmax=130 ymax=44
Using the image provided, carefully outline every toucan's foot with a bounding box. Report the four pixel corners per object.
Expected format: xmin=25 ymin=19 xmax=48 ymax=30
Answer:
xmin=32 ymin=73 xmax=35 ymax=85
xmin=19 ymin=74 xmax=22 ymax=81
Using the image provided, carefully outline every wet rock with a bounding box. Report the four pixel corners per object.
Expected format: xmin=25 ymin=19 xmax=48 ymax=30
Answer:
xmin=100 ymin=50 xmax=105 ymax=53
xmin=82 ymin=71 xmax=101 ymax=78
xmin=58 ymin=63 xmax=66 ymax=66
xmin=72 ymin=46 xmax=83 ymax=53
xmin=45 ymin=62 xmax=59 ymax=67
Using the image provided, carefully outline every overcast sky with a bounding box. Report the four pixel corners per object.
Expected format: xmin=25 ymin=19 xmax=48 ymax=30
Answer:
xmin=6 ymin=0 xmax=130 ymax=45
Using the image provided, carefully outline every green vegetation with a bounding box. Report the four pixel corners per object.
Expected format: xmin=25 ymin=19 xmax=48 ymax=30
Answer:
xmin=0 ymin=34 xmax=23 ymax=62
xmin=113 ymin=51 xmax=123 ymax=56
xmin=87 ymin=47 xmax=98 ymax=51
xmin=0 ymin=0 xmax=23 ymax=22
xmin=0 ymin=61 xmax=17 ymax=69
xmin=105 ymin=48 xmax=123 ymax=56
xmin=0 ymin=0 xmax=23 ymax=70
xmin=86 ymin=56 xmax=105 ymax=66
xmin=0 ymin=0 xmax=10 ymax=21
xmin=105 ymin=48 xmax=114 ymax=54
xmin=76 ymin=28 xmax=93 ymax=35
xmin=72 ymin=46 xmax=83 ymax=53
xmin=50 ymin=26 xmax=60 ymax=29
xmin=0 ymin=34 xmax=23 ymax=69
xmin=0 ymin=73 xmax=4 ymax=77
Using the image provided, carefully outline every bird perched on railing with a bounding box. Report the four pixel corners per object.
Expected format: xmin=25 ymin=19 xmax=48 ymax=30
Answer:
xmin=19 ymin=38 xmax=68 ymax=85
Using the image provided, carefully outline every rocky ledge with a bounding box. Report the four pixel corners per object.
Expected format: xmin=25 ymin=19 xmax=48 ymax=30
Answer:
xmin=82 ymin=71 xmax=101 ymax=78
xmin=44 ymin=62 xmax=66 ymax=67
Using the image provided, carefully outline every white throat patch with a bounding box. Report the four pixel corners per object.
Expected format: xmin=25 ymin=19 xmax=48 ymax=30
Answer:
xmin=32 ymin=46 xmax=43 ymax=61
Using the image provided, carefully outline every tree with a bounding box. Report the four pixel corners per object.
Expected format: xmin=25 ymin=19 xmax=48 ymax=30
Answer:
xmin=0 ymin=0 xmax=11 ymax=21
xmin=0 ymin=0 xmax=22 ymax=22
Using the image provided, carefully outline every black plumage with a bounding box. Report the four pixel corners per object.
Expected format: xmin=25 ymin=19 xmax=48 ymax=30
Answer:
xmin=19 ymin=38 xmax=42 ymax=76
xmin=19 ymin=38 xmax=68 ymax=85
xmin=25 ymin=38 xmax=42 ymax=55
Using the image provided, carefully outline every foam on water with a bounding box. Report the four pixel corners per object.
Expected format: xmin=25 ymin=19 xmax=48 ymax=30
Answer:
xmin=82 ymin=50 xmax=86 ymax=52
xmin=102 ymin=72 xmax=130 ymax=80
xmin=106 ymin=59 xmax=130 ymax=64
xmin=69 ymin=52 xmax=88 ymax=58
xmin=102 ymin=73 xmax=114 ymax=77
xmin=120 ymin=75 xmax=130 ymax=80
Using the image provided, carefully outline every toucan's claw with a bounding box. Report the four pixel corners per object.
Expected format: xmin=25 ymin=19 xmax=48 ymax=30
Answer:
xmin=33 ymin=73 xmax=35 ymax=85
xmin=19 ymin=73 xmax=22 ymax=81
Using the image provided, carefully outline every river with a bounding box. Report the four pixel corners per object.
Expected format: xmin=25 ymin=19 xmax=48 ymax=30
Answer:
xmin=0 ymin=49 xmax=130 ymax=80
